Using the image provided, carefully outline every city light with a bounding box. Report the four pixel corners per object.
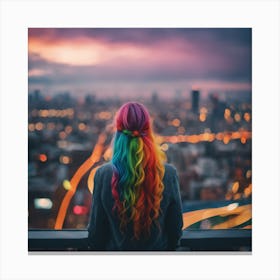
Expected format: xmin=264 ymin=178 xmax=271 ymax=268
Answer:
xmin=78 ymin=123 xmax=87 ymax=131
xmin=223 ymin=134 xmax=230 ymax=144
xmin=63 ymin=180 xmax=72 ymax=190
xmin=60 ymin=155 xmax=71 ymax=164
xmin=39 ymin=109 xmax=49 ymax=117
xmin=234 ymin=193 xmax=242 ymax=200
xmin=244 ymin=112 xmax=251 ymax=122
xmin=199 ymin=113 xmax=207 ymax=122
xmin=96 ymin=111 xmax=113 ymax=120
xmin=171 ymin=118 xmax=180 ymax=127
xmin=200 ymin=107 xmax=208 ymax=114
xmin=35 ymin=122 xmax=44 ymax=131
xmin=199 ymin=107 xmax=207 ymax=122
xmin=160 ymin=130 xmax=251 ymax=145
xmin=65 ymin=125 xmax=73 ymax=134
xmin=241 ymin=137 xmax=247 ymax=144
xmin=73 ymin=205 xmax=88 ymax=215
xmin=32 ymin=108 xmax=75 ymax=118
xmin=39 ymin=154 xmax=47 ymax=162
xmin=224 ymin=108 xmax=231 ymax=120
xmin=34 ymin=198 xmax=53 ymax=209
xmin=201 ymin=132 xmax=215 ymax=142
xmin=225 ymin=193 xmax=232 ymax=200
xmin=59 ymin=131 xmax=67 ymax=139
xmin=232 ymin=182 xmax=240 ymax=193
xmin=246 ymin=170 xmax=252 ymax=179
xmin=244 ymin=184 xmax=252 ymax=198
xmin=160 ymin=143 xmax=169 ymax=152
xmin=234 ymin=113 xmax=241 ymax=122
xmin=28 ymin=123 xmax=35 ymax=131
xmin=227 ymin=202 xmax=239 ymax=211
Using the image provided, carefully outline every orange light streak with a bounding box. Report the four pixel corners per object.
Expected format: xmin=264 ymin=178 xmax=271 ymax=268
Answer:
xmin=87 ymin=166 xmax=99 ymax=194
xmin=182 ymin=204 xmax=251 ymax=230
xmin=232 ymin=182 xmax=239 ymax=193
xmin=244 ymin=183 xmax=252 ymax=198
xmin=159 ymin=130 xmax=251 ymax=145
xmin=242 ymin=225 xmax=252 ymax=229
xmin=54 ymin=133 xmax=107 ymax=229
xmin=211 ymin=208 xmax=251 ymax=229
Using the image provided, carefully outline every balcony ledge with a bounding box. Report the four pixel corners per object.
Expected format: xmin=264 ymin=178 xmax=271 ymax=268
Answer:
xmin=28 ymin=228 xmax=251 ymax=252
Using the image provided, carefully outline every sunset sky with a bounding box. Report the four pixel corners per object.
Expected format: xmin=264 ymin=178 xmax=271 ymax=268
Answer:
xmin=28 ymin=28 xmax=252 ymax=99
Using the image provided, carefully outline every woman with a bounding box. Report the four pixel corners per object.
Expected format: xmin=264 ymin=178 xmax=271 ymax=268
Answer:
xmin=88 ymin=102 xmax=183 ymax=251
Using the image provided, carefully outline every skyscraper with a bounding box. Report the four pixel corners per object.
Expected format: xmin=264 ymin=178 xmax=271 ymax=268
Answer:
xmin=191 ymin=89 xmax=200 ymax=114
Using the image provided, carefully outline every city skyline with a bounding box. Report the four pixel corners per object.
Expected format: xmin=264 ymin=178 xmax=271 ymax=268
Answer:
xmin=28 ymin=28 xmax=252 ymax=98
xmin=28 ymin=89 xmax=252 ymax=230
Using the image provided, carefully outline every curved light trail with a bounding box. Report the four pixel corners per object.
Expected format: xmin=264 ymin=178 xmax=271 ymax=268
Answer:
xmin=54 ymin=133 xmax=107 ymax=229
xmin=54 ymin=129 xmax=251 ymax=230
xmin=182 ymin=204 xmax=251 ymax=230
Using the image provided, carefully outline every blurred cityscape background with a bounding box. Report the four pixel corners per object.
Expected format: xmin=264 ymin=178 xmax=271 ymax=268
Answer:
xmin=28 ymin=28 xmax=252 ymax=230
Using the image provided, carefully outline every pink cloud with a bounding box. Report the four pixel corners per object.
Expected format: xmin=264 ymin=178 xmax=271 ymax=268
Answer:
xmin=28 ymin=28 xmax=251 ymax=96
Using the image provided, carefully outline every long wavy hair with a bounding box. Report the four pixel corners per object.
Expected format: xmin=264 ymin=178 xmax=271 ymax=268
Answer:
xmin=111 ymin=102 xmax=166 ymax=240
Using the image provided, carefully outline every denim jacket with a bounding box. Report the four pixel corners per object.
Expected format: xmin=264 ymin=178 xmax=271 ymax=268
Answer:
xmin=87 ymin=163 xmax=183 ymax=251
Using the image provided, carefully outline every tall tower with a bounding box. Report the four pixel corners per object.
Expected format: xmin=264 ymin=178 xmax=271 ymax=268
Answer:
xmin=191 ymin=89 xmax=200 ymax=114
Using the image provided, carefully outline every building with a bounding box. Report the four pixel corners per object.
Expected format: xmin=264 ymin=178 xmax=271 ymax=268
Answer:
xmin=191 ymin=89 xmax=200 ymax=114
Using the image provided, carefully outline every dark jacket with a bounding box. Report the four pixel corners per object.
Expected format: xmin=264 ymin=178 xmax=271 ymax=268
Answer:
xmin=87 ymin=162 xmax=183 ymax=251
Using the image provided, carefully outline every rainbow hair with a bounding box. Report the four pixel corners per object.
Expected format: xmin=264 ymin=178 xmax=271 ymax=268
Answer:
xmin=111 ymin=102 xmax=166 ymax=240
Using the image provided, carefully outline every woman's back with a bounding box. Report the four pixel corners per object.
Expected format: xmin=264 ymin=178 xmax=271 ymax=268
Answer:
xmin=87 ymin=102 xmax=183 ymax=251
xmin=88 ymin=162 xmax=183 ymax=251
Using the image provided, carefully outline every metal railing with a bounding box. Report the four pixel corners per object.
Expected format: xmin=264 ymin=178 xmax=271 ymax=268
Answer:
xmin=28 ymin=228 xmax=251 ymax=251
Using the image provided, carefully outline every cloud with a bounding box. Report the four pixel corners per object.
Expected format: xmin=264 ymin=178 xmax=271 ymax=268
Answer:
xmin=28 ymin=28 xmax=251 ymax=95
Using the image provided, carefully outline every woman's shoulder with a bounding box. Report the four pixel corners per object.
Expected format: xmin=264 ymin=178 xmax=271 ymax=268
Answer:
xmin=95 ymin=162 xmax=114 ymax=176
xmin=163 ymin=163 xmax=178 ymax=185
xmin=93 ymin=163 xmax=114 ymax=192
xmin=164 ymin=163 xmax=177 ymax=176
xmin=162 ymin=163 xmax=180 ymax=197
